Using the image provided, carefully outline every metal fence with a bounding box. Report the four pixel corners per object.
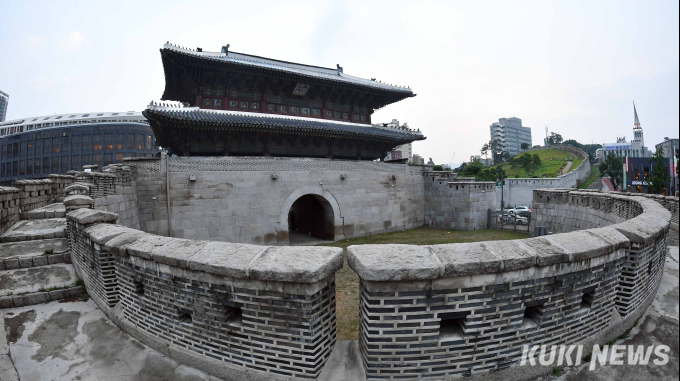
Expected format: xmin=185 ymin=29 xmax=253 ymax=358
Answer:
xmin=487 ymin=210 xmax=531 ymax=233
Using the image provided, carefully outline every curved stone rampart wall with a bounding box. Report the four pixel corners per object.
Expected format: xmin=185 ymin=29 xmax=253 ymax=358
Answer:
xmin=67 ymin=207 xmax=343 ymax=380
xmin=348 ymin=190 xmax=670 ymax=380
xmin=495 ymin=144 xmax=591 ymax=209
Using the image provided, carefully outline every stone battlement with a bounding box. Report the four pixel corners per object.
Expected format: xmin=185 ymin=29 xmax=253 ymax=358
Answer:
xmin=348 ymin=189 xmax=670 ymax=380
xmin=67 ymin=207 xmax=343 ymax=380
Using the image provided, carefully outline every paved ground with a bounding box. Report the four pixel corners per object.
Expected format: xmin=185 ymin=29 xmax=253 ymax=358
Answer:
xmin=0 ymin=218 xmax=66 ymax=242
xmin=1 ymin=296 xmax=223 ymax=381
xmin=560 ymin=161 xmax=573 ymax=175
xmin=0 ymin=264 xmax=77 ymax=297
xmin=0 ymin=239 xmax=69 ymax=260
xmin=289 ymin=231 xmax=329 ymax=246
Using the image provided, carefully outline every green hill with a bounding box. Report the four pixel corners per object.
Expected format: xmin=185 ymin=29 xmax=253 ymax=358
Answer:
xmin=495 ymin=148 xmax=583 ymax=178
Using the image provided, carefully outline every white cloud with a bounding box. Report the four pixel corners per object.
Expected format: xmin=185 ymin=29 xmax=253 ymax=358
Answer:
xmin=65 ymin=31 xmax=85 ymax=51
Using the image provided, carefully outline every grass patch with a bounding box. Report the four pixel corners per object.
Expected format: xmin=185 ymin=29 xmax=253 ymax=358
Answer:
xmin=317 ymin=227 xmax=529 ymax=340
xmin=578 ymin=166 xmax=601 ymax=189
xmin=495 ymin=148 xmax=583 ymax=178
xmin=552 ymin=366 xmax=563 ymax=377
xmin=75 ymin=279 xmax=84 ymax=287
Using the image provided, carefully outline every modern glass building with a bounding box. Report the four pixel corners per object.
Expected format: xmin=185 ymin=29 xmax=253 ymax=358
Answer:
xmin=0 ymin=111 xmax=157 ymax=185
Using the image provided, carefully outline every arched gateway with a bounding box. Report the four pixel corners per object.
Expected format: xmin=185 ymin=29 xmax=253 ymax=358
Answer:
xmin=278 ymin=186 xmax=344 ymax=244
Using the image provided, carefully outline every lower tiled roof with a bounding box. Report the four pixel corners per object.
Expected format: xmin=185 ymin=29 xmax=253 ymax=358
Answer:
xmin=143 ymin=105 xmax=425 ymax=143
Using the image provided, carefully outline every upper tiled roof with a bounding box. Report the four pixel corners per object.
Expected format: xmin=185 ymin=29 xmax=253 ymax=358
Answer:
xmin=144 ymin=102 xmax=425 ymax=142
xmin=162 ymin=43 xmax=414 ymax=95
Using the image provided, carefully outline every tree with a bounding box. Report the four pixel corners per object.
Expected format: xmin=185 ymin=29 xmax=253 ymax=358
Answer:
xmin=521 ymin=142 xmax=530 ymax=151
xmin=487 ymin=139 xmax=503 ymax=165
xmin=480 ymin=143 xmax=489 ymax=161
xmin=461 ymin=159 xmax=484 ymax=177
xmin=548 ymin=132 xmax=563 ymax=145
xmin=432 ymin=165 xmax=444 ymax=171
xmin=649 ymin=146 xmax=669 ymax=194
xmin=600 ymin=153 xmax=624 ymax=190
xmin=563 ymin=139 xmax=602 ymax=160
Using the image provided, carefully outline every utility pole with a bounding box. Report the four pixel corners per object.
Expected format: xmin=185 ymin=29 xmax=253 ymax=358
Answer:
xmin=497 ymin=166 xmax=504 ymax=211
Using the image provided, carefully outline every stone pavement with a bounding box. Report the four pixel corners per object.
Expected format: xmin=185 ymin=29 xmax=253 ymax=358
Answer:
xmin=1 ymin=297 xmax=223 ymax=381
xmin=0 ymin=218 xmax=67 ymax=243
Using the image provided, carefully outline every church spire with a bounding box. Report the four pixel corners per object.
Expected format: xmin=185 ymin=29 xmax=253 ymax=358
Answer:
xmin=634 ymin=101 xmax=640 ymax=127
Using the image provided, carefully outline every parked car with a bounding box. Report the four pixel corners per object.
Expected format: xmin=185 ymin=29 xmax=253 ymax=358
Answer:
xmin=516 ymin=210 xmax=532 ymax=219
xmin=513 ymin=206 xmax=531 ymax=213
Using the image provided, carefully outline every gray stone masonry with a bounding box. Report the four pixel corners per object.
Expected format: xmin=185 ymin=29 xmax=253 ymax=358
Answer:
xmin=0 ymin=186 xmax=20 ymax=235
xmin=67 ymin=207 xmax=344 ymax=380
xmin=348 ymin=190 xmax=670 ymax=380
xmin=424 ymin=176 xmax=496 ymax=230
xmin=129 ymin=157 xmax=426 ymax=244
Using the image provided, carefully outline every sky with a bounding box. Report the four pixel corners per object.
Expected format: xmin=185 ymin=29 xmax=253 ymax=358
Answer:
xmin=0 ymin=0 xmax=678 ymax=165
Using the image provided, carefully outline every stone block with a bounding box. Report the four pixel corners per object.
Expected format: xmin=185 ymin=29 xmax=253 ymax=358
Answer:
xmin=249 ymin=246 xmax=343 ymax=283
xmin=19 ymin=257 xmax=34 ymax=268
xmin=13 ymin=292 xmax=50 ymax=307
xmin=32 ymin=256 xmax=48 ymax=267
xmin=348 ymin=244 xmax=442 ymax=281
xmin=47 ymin=254 xmax=64 ymax=264
xmin=0 ymin=295 xmax=14 ymax=308
xmin=3 ymin=258 xmax=19 ymax=270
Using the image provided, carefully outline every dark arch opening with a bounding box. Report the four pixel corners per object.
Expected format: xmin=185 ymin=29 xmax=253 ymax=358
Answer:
xmin=287 ymin=194 xmax=335 ymax=242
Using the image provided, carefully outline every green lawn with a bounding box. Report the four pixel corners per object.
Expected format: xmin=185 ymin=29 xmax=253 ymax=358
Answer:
xmin=317 ymin=227 xmax=529 ymax=340
xmin=495 ymin=148 xmax=584 ymax=178
xmin=579 ymin=166 xmax=601 ymax=189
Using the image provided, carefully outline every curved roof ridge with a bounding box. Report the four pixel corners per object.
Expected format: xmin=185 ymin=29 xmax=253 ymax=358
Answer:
xmin=146 ymin=103 xmax=424 ymax=137
xmin=162 ymin=43 xmax=413 ymax=94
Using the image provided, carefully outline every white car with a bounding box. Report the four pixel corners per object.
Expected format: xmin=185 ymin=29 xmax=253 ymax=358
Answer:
xmin=512 ymin=206 xmax=532 ymax=214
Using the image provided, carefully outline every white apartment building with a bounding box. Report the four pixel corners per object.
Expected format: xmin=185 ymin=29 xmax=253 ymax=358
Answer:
xmin=381 ymin=119 xmax=413 ymax=161
xmin=489 ymin=117 xmax=532 ymax=157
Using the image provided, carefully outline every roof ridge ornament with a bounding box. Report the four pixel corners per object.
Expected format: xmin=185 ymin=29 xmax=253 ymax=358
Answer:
xmin=221 ymin=44 xmax=230 ymax=55
xmin=336 ymin=64 xmax=343 ymax=74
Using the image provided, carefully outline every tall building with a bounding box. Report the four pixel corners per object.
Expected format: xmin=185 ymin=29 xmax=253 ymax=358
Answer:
xmin=382 ymin=119 xmax=414 ymax=161
xmin=0 ymin=91 xmax=8 ymax=122
xmin=655 ymin=137 xmax=679 ymax=159
xmin=0 ymin=111 xmax=157 ymax=185
xmin=489 ymin=117 xmax=532 ymax=157
xmin=595 ymin=102 xmax=651 ymax=160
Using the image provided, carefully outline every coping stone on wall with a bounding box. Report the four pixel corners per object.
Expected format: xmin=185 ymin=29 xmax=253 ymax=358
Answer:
xmin=125 ymin=235 xmax=176 ymax=260
xmin=346 ymin=244 xmax=443 ymax=281
xmin=67 ymin=208 xmax=119 ymax=225
xmin=84 ymin=227 xmax=345 ymax=283
xmin=64 ymin=195 xmax=94 ymax=207
xmin=248 ymin=246 xmax=343 ymax=283
xmin=348 ymin=193 xmax=671 ymax=282
xmin=84 ymin=224 xmax=139 ymax=245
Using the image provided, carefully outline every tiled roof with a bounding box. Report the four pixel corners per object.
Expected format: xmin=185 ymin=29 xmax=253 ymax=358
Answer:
xmin=162 ymin=43 xmax=414 ymax=95
xmin=144 ymin=103 xmax=425 ymax=142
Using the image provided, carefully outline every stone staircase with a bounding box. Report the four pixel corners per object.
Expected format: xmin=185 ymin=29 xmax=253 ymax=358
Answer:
xmin=0 ymin=203 xmax=84 ymax=308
